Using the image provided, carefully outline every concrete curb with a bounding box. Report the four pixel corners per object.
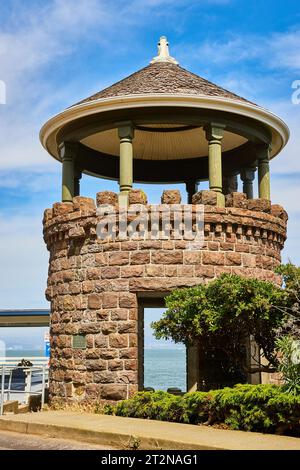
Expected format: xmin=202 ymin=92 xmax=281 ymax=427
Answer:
xmin=0 ymin=411 xmax=299 ymax=450
xmin=0 ymin=419 xmax=211 ymax=450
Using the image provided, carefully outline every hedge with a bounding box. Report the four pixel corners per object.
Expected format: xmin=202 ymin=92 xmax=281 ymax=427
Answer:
xmin=104 ymin=384 xmax=300 ymax=436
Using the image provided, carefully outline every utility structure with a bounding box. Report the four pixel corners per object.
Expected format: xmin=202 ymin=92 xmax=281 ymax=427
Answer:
xmin=41 ymin=37 xmax=289 ymax=402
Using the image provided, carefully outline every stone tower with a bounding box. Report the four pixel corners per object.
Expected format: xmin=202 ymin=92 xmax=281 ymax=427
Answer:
xmin=41 ymin=37 xmax=289 ymax=403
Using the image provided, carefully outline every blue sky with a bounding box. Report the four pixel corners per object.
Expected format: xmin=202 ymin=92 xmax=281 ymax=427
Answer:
xmin=0 ymin=0 xmax=300 ymax=310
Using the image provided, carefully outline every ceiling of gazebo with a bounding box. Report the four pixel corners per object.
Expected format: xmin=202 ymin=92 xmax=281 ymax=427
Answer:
xmin=81 ymin=126 xmax=247 ymax=160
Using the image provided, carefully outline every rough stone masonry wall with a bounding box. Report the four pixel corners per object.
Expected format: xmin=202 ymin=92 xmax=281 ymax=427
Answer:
xmin=43 ymin=190 xmax=288 ymax=403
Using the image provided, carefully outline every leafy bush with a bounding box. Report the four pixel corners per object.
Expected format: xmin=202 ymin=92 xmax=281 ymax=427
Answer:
xmin=275 ymin=263 xmax=300 ymax=338
xmin=151 ymin=274 xmax=286 ymax=382
xmin=105 ymin=385 xmax=300 ymax=436
xmin=276 ymin=336 xmax=300 ymax=395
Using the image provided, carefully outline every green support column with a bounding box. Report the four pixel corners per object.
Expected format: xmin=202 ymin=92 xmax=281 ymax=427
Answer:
xmin=185 ymin=180 xmax=199 ymax=204
xmin=222 ymin=173 xmax=238 ymax=195
xmin=205 ymin=123 xmax=225 ymax=207
xmin=74 ymin=168 xmax=82 ymax=197
xmin=256 ymin=145 xmax=271 ymax=200
xmin=59 ymin=142 xmax=76 ymax=202
xmin=240 ymin=167 xmax=256 ymax=199
xmin=118 ymin=123 xmax=134 ymax=205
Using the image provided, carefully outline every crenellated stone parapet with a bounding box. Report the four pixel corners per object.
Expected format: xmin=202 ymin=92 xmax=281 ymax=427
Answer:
xmin=43 ymin=190 xmax=287 ymax=403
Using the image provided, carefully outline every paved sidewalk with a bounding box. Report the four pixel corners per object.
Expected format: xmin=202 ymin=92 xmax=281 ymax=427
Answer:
xmin=0 ymin=411 xmax=299 ymax=450
xmin=0 ymin=429 xmax=116 ymax=450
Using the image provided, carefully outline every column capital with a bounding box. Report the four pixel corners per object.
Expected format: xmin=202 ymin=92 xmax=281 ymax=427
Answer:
xmin=253 ymin=143 xmax=271 ymax=162
xmin=58 ymin=141 xmax=78 ymax=160
xmin=240 ymin=166 xmax=256 ymax=182
xmin=204 ymin=122 xmax=226 ymax=142
xmin=118 ymin=122 xmax=135 ymax=140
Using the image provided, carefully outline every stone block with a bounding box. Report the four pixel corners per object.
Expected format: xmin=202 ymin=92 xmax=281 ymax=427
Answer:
xmin=192 ymin=190 xmax=217 ymax=206
xmin=151 ymin=250 xmax=183 ymax=264
xmin=52 ymin=202 xmax=73 ymax=216
xmin=202 ymin=252 xmax=225 ymax=265
xmin=43 ymin=208 xmax=53 ymax=223
xmin=92 ymin=371 xmax=115 ymax=383
xmin=102 ymin=292 xmax=118 ymax=308
xmin=271 ymin=204 xmax=288 ymax=222
xmin=118 ymin=321 xmax=136 ymax=333
xmin=108 ymin=359 xmax=124 ymax=370
xmin=88 ymin=293 xmax=102 ymax=309
xmin=161 ymin=189 xmax=181 ymax=204
xmin=63 ymin=296 xmax=76 ymax=311
xmin=101 ymin=322 xmax=117 ymax=335
xmin=116 ymin=371 xmax=137 ymax=384
xmin=110 ymin=308 xmax=128 ymax=320
xmin=68 ymin=226 xmax=85 ymax=239
xmin=73 ymin=196 xmax=95 ymax=211
xmin=109 ymin=252 xmax=129 ymax=266
xmin=128 ymin=189 xmax=148 ymax=205
xmin=86 ymin=359 xmax=107 ymax=371
xmin=247 ymin=198 xmax=271 ymax=213
xmin=130 ymin=251 xmax=150 ymax=264
xmin=121 ymin=266 xmax=144 ymax=277
xmin=225 ymin=252 xmax=242 ymax=265
xmin=194 ymin=265 xmax=215 ymax=278
xmin=100 ymin=384 xmax=127 ymax=400
xmin=109 ymin=334 xmax=128 ymax=349
xmin=119 ymin=293 xmax=137 ymax=308
xmin=94 ymin=334 xmax=108 ymax=348
xmin=225 ymin=192 xmax=247 ymax=208
xmin=119 ymin=348 xmax=137 ymax=359
xmin=96 ymin=191 xmax=118 ymax=206
xmin=101 ymin=267 xmax=120 ymax=279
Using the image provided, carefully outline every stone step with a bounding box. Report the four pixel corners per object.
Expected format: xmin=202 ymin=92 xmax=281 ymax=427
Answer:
xmin=2 ymin=400 xmax=18 ymax=414
xmin=17 ymin=404 xmax=29 ymax=414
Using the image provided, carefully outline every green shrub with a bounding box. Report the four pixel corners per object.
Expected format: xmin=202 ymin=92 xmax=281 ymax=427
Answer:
xmin=276 ymin=336 xmax=300 ymax=395
xmin=104 ymin=385 xmax=300 ymax=436
xmin=151 ymin=274 xmax=286 ymax=382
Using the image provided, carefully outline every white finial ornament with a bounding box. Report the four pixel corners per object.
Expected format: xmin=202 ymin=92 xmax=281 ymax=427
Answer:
xmin=150 ymin=36 xmax=178 ymax=65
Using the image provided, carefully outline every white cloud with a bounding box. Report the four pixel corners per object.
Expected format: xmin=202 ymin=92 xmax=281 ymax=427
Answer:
xmin=267 ymin=100 xmax=300 ymax=175
xmin=269 ymin=30 xmax=300 ymax=71
xmin=0 ymin=213 xmax=49 ymax=308
xmin=177 ymin=28 xmax=300 ymax=72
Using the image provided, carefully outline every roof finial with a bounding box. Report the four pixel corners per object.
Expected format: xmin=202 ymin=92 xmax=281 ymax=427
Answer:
xmin=150 ymin=36 xmax=179 ymax=65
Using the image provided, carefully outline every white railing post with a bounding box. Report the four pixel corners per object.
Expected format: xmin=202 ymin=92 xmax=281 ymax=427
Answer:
xmin=24 ymin=369 xmax=32 ymax=404
xmin=41 ymin=366 xmax=45 ymax=408
xmin=7 ymin=369 xmax=12 ymax=401
xmin=1 ymin=365 xmax=5 ymax=415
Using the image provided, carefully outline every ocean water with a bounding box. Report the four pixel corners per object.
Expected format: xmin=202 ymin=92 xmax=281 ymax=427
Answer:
xmin=144 ymin=349 xmax=186 ymax=392
xmin=5 ymin=348 xmax=187 ymax=392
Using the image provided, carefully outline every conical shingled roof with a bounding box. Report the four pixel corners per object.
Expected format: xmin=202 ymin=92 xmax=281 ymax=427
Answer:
xmin=75 ymin=61 xmax=254 ymax=107
xmin=40 ymin=37 xmax=289 ymax=166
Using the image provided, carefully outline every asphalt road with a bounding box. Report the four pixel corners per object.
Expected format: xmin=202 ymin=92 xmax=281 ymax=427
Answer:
xmin=0 ymin=430 xmax=116 ymax=450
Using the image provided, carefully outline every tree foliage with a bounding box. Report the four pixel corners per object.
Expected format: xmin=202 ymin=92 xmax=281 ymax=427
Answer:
xmin=151 ymin=274 xmax=287 ymax=374
xmin=275 ymin=263 xmax=300 ymax=338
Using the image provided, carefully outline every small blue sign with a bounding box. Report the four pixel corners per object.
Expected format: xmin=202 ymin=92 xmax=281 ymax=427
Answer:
xmin=44 ymin=332 xmax=50 ymax=358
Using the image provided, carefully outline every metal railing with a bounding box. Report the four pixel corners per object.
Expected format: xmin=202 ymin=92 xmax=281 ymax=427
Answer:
xmin=0 ymin=362 xmax=49 ymax=415
xmin=0 ymin=356 xmax=48 ymax=367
